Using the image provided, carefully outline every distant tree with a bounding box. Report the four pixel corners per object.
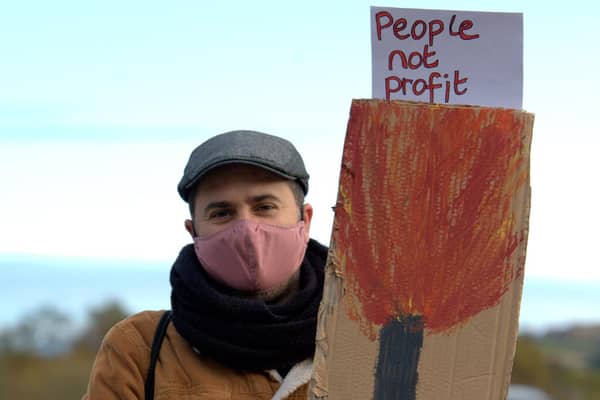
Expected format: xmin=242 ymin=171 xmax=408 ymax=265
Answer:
xmin=513 ymin=333 xmax=600 ymax=400
xmin=0 ymin=302 xmax=128 ymax=400
xmin=0 ymin=305 xmax=72 ymax=356
xmin=73 ymin=300 xmax=129 ymax=353
xmin=587 ymin=348 xmax=600 ymax=370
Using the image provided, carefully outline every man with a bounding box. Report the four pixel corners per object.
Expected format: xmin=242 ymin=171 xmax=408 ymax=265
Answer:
xmin=83 ymin=130 xmax=328 ymax=400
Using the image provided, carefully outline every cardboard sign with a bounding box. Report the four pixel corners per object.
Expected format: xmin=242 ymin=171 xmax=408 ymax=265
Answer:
xmin=371 ymin=7 xmax=523 ymax=108
xmin=309 ymin=100 xmax=534 ymax=400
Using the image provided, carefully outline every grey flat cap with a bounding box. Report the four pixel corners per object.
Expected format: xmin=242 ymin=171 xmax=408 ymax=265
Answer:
xmin=178 ymin=130 xmax=309 ymax=202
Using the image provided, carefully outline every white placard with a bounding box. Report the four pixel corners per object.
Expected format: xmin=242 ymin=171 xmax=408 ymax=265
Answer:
xmin=371 ymin=7 xmax=523 ymax=109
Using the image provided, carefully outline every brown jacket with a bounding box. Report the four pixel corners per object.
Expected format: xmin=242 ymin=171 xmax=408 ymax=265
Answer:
xmin=82 ymin=310 xmax=311 ymax=400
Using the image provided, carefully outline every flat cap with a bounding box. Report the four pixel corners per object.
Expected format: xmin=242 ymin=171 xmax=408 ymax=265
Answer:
xmin=178 ymin=130 xmax=309 ymax=202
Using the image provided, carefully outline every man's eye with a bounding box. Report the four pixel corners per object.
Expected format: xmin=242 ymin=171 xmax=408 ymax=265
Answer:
xmin=208 ymin=210 xmax=231 ymax=220
xmin=256 ymin=204 xmax=276 ymax=212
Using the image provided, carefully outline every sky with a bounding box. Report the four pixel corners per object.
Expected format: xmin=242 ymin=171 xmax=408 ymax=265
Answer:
xmin=1 ymin=0 xmax=599 ymax=286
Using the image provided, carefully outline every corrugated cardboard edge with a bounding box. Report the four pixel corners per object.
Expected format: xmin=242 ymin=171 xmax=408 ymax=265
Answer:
xmin=309 ymin=233 xmax=380 ymax=400
xmin=309 ymin=242 xmax=341 ymax=399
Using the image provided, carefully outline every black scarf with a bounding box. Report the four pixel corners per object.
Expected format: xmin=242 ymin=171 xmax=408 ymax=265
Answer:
xmin=170 ymin=239 xmax=328 ymax=371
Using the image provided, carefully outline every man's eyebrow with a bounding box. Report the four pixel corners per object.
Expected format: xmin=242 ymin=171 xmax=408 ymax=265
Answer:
xmin=202 ymin=195 xmax=281 ymax=215
xmin=203 ymin=201 xmax=231 ymax=215
xmin=249 ymin=194 xmax=282 ymax=203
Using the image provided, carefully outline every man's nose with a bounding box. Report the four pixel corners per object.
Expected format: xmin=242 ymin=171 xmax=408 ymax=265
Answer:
xmin=236 ymin=207 xmax=258 ymax=222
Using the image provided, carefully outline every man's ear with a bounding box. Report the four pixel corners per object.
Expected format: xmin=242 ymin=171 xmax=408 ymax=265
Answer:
xmin=184 ymin=219 xmax=196 ymax=238
xmin=302 ymin=203 xmax=314 ymax=241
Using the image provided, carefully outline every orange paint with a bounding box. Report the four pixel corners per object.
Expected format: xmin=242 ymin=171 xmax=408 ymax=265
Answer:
xmin=335 ymin=100 xmax=532 ymax=337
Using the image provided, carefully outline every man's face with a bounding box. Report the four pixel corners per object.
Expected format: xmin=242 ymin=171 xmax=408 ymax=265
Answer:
xmin=185 ymin=163 xmax=312 ymax=239
xmin=184 ymin=164 xmax=313 ymax=302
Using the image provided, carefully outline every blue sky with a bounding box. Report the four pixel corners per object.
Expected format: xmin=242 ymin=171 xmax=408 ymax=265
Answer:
xmin=1 ymin=0 xmax=599 ymax=285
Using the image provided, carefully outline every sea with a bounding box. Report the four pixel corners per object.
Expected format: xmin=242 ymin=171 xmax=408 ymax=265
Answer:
xmin=1 ymin=254 xmax=599 ymax=334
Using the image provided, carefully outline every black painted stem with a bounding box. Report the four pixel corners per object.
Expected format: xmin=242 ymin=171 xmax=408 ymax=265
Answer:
xmin=374 ymin=315 xmax=424 ymax=400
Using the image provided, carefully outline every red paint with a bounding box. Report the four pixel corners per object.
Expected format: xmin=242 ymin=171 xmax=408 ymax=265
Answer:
xmin=374 ymin=13 xmax=479 ymax=46
xmin=375 ymin=11 xmax=396 ymax=41
xmin=449 ymin=15 xmax=480 ymax=40
xmin=387 ymin=45 xmax=438 ymax=71
xmin=384 ymin=70 xmax=467 ymax=103
xmin=335 ymin=100 xmax=531 ymax=337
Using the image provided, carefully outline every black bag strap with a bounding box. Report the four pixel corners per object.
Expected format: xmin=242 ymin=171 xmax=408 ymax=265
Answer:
xmin=144 ymin=310 xmax=172 ymax=400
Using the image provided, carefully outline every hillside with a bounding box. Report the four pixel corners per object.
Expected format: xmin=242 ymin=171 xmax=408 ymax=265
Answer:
xmin=537 ymin=324 xmax=600 ymax=370
xmin=512 ymin=325 xmax=600 ymax=400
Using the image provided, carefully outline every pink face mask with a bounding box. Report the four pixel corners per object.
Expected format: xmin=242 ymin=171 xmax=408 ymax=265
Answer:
xmin=193 ymin=219 xmax=308 ymax=292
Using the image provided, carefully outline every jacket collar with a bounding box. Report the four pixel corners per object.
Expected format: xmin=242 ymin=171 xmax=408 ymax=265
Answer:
xmin=269 ymin=358 xmax=312 ymax=400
